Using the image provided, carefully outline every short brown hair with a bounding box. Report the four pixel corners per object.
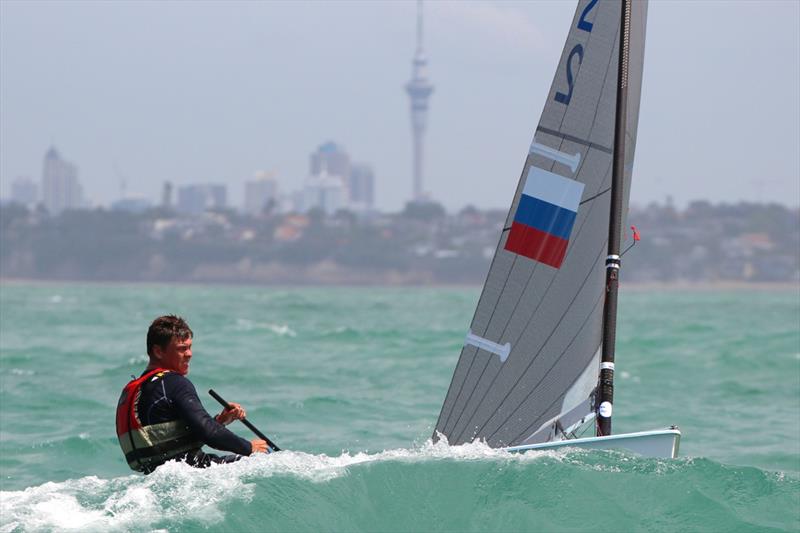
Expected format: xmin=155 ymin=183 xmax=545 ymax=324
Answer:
xmin=147 ymin=315 xmax=193 ymax=357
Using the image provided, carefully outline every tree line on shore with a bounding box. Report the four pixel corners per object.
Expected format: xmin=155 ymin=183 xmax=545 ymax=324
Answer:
xmin=1 ymin=200 xmax=797 ymax=284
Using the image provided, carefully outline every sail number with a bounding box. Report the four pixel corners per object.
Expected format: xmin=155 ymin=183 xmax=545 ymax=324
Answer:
xmin=578 ymin=0 xmax=599 ymax=32
xmin=554 ymin=45 xmax=584 ymax=105
xmin=554 ymin=0 xmax=598 ymax=106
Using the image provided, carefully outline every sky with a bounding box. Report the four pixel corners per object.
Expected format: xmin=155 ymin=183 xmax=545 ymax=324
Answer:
xmin=1 ymin=0 xmax=798 ymax=212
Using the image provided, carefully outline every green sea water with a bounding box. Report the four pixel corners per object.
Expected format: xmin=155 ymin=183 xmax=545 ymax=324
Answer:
xmin=0 ymin=284 xmax=798 ymax=532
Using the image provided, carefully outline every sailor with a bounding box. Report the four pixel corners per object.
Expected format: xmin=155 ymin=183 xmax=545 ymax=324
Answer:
xmin=116 ymin=315 xmax=268 ymax=473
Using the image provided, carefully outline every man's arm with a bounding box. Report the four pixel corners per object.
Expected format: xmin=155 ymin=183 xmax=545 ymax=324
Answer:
xmin=167 ymin=375 xmax=253 ymax=456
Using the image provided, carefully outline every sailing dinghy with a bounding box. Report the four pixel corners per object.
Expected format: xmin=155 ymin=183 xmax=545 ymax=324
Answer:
xmin=433 ymin=0 xmax=680 ymax=458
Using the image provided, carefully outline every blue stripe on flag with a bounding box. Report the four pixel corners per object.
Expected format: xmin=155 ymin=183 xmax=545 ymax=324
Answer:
xmin=522 ymin=167 xmax=584 ymax=211
xmin=513 ymin=194 xmax=577 ymax=240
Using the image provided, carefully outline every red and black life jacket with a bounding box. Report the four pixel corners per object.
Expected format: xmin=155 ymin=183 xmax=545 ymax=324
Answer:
xmin=116 ymin=368 xmax=203 ymax=472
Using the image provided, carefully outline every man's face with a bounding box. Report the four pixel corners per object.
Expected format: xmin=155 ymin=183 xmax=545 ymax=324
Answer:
xmin=153 ymin=336 xmax=193 ymax=375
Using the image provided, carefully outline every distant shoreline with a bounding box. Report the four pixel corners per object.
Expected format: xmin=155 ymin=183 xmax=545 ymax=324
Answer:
xmin=1 ymin=277 xmax=798 ymax=292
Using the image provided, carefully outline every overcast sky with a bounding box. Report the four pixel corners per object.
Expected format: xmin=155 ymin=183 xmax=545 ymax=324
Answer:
xmin=1 ymin=0 xmax=798 ymax=212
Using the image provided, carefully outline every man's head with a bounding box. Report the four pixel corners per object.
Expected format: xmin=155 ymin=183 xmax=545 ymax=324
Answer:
xmin=146 ymin=315 xmax=194 ymax=375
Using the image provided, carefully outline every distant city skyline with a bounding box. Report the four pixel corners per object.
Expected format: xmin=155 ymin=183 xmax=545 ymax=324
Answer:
xmin=1 ymin=1 xmax=798 ymax=211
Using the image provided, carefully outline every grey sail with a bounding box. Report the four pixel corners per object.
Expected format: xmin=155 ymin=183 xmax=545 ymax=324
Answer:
xmin=433 ymin=0 xmax=648 ymax=448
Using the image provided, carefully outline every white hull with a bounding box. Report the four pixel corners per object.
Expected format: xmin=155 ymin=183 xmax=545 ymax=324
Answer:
xmin=505 ymin=428 xmax=681 ymax=459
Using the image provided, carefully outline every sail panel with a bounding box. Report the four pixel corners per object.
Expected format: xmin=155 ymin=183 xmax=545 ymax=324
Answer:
xmin=434 ymin=0 xmax=648 ymax=447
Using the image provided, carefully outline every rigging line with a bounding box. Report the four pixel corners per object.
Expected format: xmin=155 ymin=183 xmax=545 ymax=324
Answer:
xmin=447 ymin=6 xmax=620 ymax=439
xmin=449 ymin=163 xmax=612 ymax=442
xmin=499 ymin=289 xmax=605 ymax=445
xmin=456 ymin=235 xmax=603 ymax=440
xmin=580 ymin=187 xmax=611 ymax=205
xmin=576 ymin=419 xmax=594 ymax=438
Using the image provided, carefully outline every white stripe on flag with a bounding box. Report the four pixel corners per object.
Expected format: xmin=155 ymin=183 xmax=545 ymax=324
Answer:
xmin=522 ymin=167 xmax=584 ymax=212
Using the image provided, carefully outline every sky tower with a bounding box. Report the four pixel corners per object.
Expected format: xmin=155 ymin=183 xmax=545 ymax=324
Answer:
xmin=405 ymin=0 xmax=434 ymax=203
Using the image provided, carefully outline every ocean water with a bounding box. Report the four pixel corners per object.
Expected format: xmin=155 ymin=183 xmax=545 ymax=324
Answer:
xmin=0 ymin=284 xmax=798 ymax=532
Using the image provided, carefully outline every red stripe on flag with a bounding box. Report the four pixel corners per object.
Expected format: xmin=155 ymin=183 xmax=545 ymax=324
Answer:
xmin=505 ymin=221 xmax=569 ymax=268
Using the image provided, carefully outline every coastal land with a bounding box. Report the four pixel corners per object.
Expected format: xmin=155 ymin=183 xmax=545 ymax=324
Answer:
xmin=1 ymin=200 xmax=797 ymax=286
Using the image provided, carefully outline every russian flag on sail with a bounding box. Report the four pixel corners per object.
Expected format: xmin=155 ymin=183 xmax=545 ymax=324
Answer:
xmin=505 ymin=166 xmax=585 ymax=268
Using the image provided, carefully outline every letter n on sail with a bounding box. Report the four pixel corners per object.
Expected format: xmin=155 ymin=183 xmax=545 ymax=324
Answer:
xmin=505 ymin=166 xmax=584 ymax=268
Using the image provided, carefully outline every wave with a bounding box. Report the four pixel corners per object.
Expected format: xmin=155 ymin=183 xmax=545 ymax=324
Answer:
xmin=235 ymin=318 xmax=297 ymax=337
xmin=2 ymin=441 xmax=797 ymax=533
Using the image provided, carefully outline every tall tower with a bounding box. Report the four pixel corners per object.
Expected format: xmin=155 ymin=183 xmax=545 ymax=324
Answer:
xmin=405 ymin=0 xmax=434 ymax=203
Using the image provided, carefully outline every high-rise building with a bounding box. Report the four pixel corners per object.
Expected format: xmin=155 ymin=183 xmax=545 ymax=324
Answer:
xmin=11 ymin=177 xmax=37 ymax=206
xmin=349 ymin=164 xmax=375 ymax=210
xmin=303 ymin=169 xmax=345 ymax=215
xmin=405 ymin=1 xmax=434 ymax=202
xmin=41 ymin=147 xmax=83 ymax=214
xmin=244 ymin=171 xmax=279 ymax=215
xmin=161 ymin=181 xmax=173 ymax=209
xmin=308 ymin=141 xmax=349 ymax=211
xmin=310 ymin=141 xmax=351 ymax=179
xmin=176 ymin=184 xmax=227 ymax=214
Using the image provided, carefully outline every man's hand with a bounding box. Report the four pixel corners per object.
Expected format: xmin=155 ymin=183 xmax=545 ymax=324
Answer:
xmin=215 ymin=402 xmax=246 ymax=426
xmin=250 ymin=439 xmax=268 ymax=454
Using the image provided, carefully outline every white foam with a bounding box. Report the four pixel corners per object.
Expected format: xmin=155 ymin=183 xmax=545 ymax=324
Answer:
xmin=267 ymin=323 xmax=297 ymax=337
xmin=235 ymin=318 xmax=297 ymax=337
xmin=0 ymin=465 xmax=251 ymax=532
xmin=0 ymin=440 xmax=559 ymax=531
xmin=126 ymin=355 xmax=148 ymax=365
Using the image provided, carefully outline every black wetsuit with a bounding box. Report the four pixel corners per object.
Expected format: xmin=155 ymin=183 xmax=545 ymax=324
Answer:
xmin=137 ymin=371 xmax=251 ymax=471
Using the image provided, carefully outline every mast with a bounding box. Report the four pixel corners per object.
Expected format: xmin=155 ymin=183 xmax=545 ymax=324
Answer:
xmin=597 ymin=0 xmax=632 ymax=437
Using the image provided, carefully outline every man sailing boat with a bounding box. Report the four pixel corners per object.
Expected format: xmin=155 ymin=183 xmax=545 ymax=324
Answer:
xmin=116 ymin=315 xmax=268 ymax=473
